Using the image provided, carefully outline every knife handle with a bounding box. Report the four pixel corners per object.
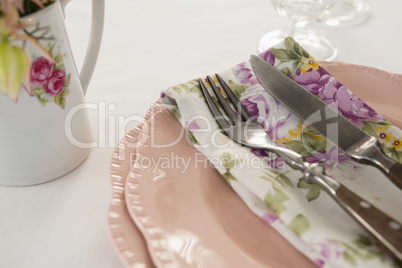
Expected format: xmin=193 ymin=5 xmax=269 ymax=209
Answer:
xmin=336 ymin=185 xmax=402 ymax=263
xmin=306 ymin=165 xmax=402 ymax=263
xmin=388 ymin=163 xmax=402 ymax=190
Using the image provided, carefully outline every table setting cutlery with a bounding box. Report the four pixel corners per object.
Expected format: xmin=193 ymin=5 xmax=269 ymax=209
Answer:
xmin=2 ymin=1 xmax=402 ymax=267
xmin=109 ymin=37 xmax=402 ymax=267
xmin=250 ymin=54 xmax=402 ymax=190
xmin=199 ymin=73 xmax=402 ymax=263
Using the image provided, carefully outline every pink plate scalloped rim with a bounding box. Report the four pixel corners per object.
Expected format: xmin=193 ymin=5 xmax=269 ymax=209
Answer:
xmin=107 ymin=62 xmax=402 ymax=268
xmin=124 ymin=103 xmax=315 ymax=268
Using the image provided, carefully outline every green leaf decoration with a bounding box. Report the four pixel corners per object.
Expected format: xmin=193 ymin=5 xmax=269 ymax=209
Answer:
xmin=361 ymin=120 xmax=389 ymax=138
xmin=301 ymin=132 xmax=319 ymax=150
xmin=283 ymin=37 xmax=294 ymax=53
xmin=270 ymin=37 xmax=311 ymax=77
xmin=184 ymin=127 xmax=198 ymax=145
xmin=64 ymin=74 xmax=71 ymax=87
xmin=264 ymin=186 xmax=289 ymax=215
xmin=282 ymin=37 xmax=310 ymax=59
xmin=298 ymin=178 xmax=321 ymax=201
xmin=31 ymin=42 xmax=70 ymax=109
xmin=283 ymin=140 xmax=311 ymax=156
xmin=343 ymin=251 xmax=358 ymax=267
xmin=260 ymin=170 xmax=294 ymax=214
xmin=354 ymin=235 xmax=373 ymax=248
xmin=292 ymin=60 xmax=303 ymax=74
xmin=383 ymin=145 xmax=401 ymax=162
xmin=361 ymin=120 xmax=379 ymax=137
xmin=183 ymin=80 xmax=200 ymax=92
xmin=283 ymin=129 xmax=327 ymax=156
xmin=221 ymin=152 xmax=233 ymax=170
xmin=220 ymin=152 xmax=240 ymax=184
xmin=228 ymin=79 xmax=247 ymax=98
xmin=54 ymin=94 xmax=60 ymax=104
xmin=301 ymin=130 xmax=327 ymax=151
xmin=391 ymin=148 xmax=401 ymax=162
xmin=261 ymin=170 xmax=293 ymax=188
xmin=59 ymin=97 xmax=66 ymax=109
xmin=32 ymin=87 xmax=50 ymax=106
xmin=270 ymin=48 xmax=293 ymax=62
xmin=306 ymin=129 xmax=321 ymax=136
xmin=222 ymin=171 xmax=237 ymax=184
xmin=185 ymin=85 xmax=202 ymax=97
xmin=280 ymin=67 xmax=292 ymax=77
xmin=170 ymin=106 xmax=182 ymax=120
xmin=171 ymin=79 xmax=202 ymax=97
xmin=54 ymin=94 xmax=67 ymax=109
xmin=315 ymin=140 xmax=327 ymax=152
xmin=292 ymin=39 xmax=310 ymax=58
xmin=229 ymin=159 xmax=241 ymax=169
xmin=47 ymin=42 xmax=55 ymax=57
xmin=32 ymin=87 xmax=44 ymax=96
xmin=220 ymin=152 xmax=241 ymax=170
xmin=61 ymin=88 xmax=69 ymax=97
xmin=211 ymin=95 xmax=223 ymax=110
xmin=288 ymin=214 xmax=310 ymax=237
xmin=335 ymin=234 xmax=389 ymax=265
xmin=172 ymin=85 xmax=182 ymax=95
xmin=361 ymin=120 xmax=402 ymax=163
xmin=278 ymin=173 xmax=293 ymax=188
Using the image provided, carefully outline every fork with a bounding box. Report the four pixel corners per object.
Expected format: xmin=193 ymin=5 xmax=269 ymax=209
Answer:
xmin=198 ymin=74 xmax=402 ymax=263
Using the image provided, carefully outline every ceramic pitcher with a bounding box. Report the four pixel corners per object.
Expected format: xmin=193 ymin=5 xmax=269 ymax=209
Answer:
xmin=0 ymin=0 xmax=104 ymax=186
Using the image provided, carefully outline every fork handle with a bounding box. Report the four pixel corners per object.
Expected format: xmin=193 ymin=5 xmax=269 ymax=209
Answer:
xmin=306 ymin=165 xmax=402 ymax=263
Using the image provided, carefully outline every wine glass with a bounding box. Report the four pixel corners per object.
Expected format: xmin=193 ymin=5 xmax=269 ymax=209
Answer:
xmin=258 ymin=0 xmax=338 ymax=61
xmin=317 ymin=0 xmax=370 ymax=26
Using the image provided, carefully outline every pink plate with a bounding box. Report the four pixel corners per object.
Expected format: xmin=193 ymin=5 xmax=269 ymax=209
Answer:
xmin=108 ymin=62 xmax=402 ymax=267
xmin=108 ymin=107 xmax=156 ymax=267
xmin=125 ymin=102 xmax=315 ymax=267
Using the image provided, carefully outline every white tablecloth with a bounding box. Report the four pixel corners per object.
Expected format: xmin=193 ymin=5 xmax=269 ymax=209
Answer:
xmin=1 ymin=0 xmax=401 ymax=267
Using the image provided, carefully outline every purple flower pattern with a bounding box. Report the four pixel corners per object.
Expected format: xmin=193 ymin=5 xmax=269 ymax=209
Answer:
xmin=318 ymin=79 xmax=383 ymax=127
xmin=303 ymin=238 xmax=343 ymax=267
xmin=259 ymin=50 xmax=275 ymax=66
xmin=241 ymin=94 xmax=269 ymax=118
xmin=187 ymin=120 xmax=200 ymax=131
xmin=305 ymin=147 xmax=351 ymax=171
xmin=293 ymin=67 xmax=383 ymax=128
xmin=262 ymin=213 xmax=279 ymax=224
xmin=293 ymin=67 xmax=330 ymax=95
xmin=235 ymin=62 xmax=260 ymax=86
xmin=251 ymin=148 xmax=286 ymax=169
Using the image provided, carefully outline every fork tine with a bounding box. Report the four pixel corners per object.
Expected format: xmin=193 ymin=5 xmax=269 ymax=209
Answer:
xmin=198 ymin=78 xmax=231 ymax=130
xmin=215 ymin=74 xmax=253 ymax=121
xmin=206 ymin=76 xmax=240 ymax=124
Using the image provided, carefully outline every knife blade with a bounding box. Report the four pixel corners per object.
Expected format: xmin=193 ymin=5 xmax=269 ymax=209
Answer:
xmin=250 ymin=54 xmax=402 ymax=190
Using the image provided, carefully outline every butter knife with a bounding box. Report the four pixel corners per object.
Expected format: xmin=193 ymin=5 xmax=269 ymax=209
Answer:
xmin=250 ymin=54 xmax=402 ymax=190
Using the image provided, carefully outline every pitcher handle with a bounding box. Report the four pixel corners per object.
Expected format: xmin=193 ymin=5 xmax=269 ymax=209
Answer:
xmin=60 ymin=0 xmax=105 ymax=95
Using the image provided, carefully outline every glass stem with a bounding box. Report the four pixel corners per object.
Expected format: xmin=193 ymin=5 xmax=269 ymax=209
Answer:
xmin=290 ymin=19 xmax=309 ymax=40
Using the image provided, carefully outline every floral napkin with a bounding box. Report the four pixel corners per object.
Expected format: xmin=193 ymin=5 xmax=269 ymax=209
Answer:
xmin=160 ymin=37 xmax=402 ymax=268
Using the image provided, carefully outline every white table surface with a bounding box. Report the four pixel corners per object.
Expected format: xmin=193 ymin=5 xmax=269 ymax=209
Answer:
xmin=1 ymin=0 xmax=401 ymax=267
